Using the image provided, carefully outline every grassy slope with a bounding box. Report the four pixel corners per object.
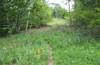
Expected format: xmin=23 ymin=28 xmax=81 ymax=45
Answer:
xmin=0 ymin=32 xmax=50 ymax=65
xmin=0 ymin=18 xmax=100 ymax=65
xmin=39 ymin=28 xmax=100 ymax=65
xmin=47 ymin=18 xmax=69 ymax=26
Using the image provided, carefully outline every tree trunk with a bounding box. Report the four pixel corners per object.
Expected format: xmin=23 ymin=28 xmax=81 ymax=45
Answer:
xmin=74 ymin=0 xmax=78 ymax=28
xmin=29 ymin=24 xmax=32 ymax=30
xmin=7 ymin=13 xmax=9 ymax=29
xmin=16 ymin=12 xmax=21 ymax=33
xmin=68 ymin=0 xmax=72 ymax=26
xmin=26 ymin=11 xmax=30 ymax=31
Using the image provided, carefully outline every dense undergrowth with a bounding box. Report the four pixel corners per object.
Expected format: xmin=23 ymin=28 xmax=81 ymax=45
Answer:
xmin=0 ymin=26 xmax=100 ymax=65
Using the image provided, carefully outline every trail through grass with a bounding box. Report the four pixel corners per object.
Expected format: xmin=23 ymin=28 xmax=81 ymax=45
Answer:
xmin=0 ymin=30 xmax=51 ymax=65
xmin=0 ymin=18 xmax=100 ymax=65
xmin=39 ymin=28 xmax=100 ymax=65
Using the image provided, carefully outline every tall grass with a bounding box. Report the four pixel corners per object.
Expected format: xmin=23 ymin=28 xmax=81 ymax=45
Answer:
xmin=39 ymin=27 xmax=100 ymax=65
xmin=0 ymin=32 xmax=49 ymax=65
xmin=0 ymin=26 xmax=100 ymax=65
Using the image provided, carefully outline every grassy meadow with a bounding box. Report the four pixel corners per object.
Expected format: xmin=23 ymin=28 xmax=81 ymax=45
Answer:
xmin=0 ymin=18 xmax=100 ymax=65
xmin=0 ymin=32 xmax=50 ymax=65
xmin=47 ymin=18 xmax=68 ymax=26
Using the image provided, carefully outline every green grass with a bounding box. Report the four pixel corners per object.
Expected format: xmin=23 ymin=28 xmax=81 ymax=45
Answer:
xmin=47 ymin=18 xmax=69 ymax=26
xmin=38 ymin=28 xmax=100 ymax=65
xmin=0 ymin=32 xmax=50 ymax=65
xmin=0 ymin=19 xmax=100 ymax=65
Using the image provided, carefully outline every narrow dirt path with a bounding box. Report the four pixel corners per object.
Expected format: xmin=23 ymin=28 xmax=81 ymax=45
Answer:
xmin=1 ymin=26 xmax=55 ymax=65
xmin=46 ymin=43 xmax=53 ymax=65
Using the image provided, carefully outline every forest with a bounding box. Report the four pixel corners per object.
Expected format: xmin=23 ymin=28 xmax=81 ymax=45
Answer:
xmin=0 ymin=0 xmax=100 ymax=65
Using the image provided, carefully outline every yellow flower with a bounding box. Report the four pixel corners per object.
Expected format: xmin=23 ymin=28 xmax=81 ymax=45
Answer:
xmin=38 ymin=48 xmax=41 ymax=54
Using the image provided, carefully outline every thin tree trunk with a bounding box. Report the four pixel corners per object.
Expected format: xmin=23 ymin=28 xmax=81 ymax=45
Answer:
xmin=15 ymin=15 xmax=18 ymax=33
xmin=7 ymin=13 xmax=9 ymax=29
xmin=16 ymin=12 xmax=21 ymax=33
xmin=26 ymin=11 xmax=30 ymax=31
xmin=68 ymin=0 xmax=72 ymax=26
xmin=29 ymin=24 xmax=32 ymax=30
xmin=75 ymin=0 xmax=78 ymax=28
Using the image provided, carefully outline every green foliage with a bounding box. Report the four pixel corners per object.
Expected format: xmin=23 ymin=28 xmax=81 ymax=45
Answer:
xmin=73 ymin=0 xmax=100 ymax=38
xmin=47 ymin=18 xmax=68 ymax=26
xmin=52 ymin=4 xmax=68 ymax=19
xmin=57 ymin=8 xmax=68 ymax=19
xmin=0 ymin=26 xmax=100 ymax=65
xmin=0 ymin=0 xmax=53 ymax=36
xmin=39 ymin=28 xmax=100 ymax=65
xmin=29 ymin=1 xmax=53 ymax=27
xmin=0 ymin=32 xmax=49 ymax=65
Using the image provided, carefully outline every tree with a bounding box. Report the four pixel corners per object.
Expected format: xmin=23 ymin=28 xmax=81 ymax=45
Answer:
xmin=0 ymin=0 xmax=53 ymax=36
xmin=72 ymin=0 xmax=100 ymax=38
